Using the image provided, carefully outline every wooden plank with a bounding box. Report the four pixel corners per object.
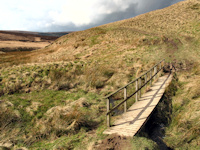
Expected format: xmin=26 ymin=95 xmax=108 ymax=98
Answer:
xmin=103 ymin=74 xmax=172 ymax=137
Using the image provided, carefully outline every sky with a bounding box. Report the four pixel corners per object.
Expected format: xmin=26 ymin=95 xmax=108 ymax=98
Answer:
xmin=0 ymin=0 xmax=184 ymax=32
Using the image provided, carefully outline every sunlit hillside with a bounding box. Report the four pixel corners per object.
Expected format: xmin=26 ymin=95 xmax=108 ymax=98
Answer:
xmin=0 ymin=0 xmax=199 ymax=149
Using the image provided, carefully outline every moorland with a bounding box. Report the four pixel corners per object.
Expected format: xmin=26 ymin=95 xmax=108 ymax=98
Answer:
xmin=0 ymin=0 xmax=200 ymax=149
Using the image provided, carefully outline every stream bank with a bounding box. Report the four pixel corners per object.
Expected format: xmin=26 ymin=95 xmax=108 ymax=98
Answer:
xmin=139 ymin=74 xmax=178 ymax=150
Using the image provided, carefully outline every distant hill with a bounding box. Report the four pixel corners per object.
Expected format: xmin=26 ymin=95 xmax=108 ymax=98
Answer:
xmin=37 ymin=32 xmax=73 ymax=37
xmin=0 ymin=30 xmax=72 ymax=52
xmin=0 ymin=30 xmax=71 ymax=41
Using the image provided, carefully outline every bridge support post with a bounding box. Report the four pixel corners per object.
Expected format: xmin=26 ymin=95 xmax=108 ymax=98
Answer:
xmin=124 ymin=87 xmax=127 ymax=112
xmin=136 ymin=79 xmax=138 ymax=102
xmin=107 ymin=98 xmax=110 ymax=127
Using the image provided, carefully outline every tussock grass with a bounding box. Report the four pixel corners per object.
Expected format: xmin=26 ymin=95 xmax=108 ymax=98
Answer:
xmin=164 ymin=68 xmax=200 ymax=149
xmin=0 ymin=90 xmax=105 ymax=149
xmin=0 ymin=0 xmax=200 ymax=149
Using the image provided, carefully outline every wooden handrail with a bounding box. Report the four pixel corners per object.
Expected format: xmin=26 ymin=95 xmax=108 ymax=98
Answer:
xmin=106 ymin=59 xmax=165 ymax=127
xmin=105 ymin=59 xmax=164 ymax=99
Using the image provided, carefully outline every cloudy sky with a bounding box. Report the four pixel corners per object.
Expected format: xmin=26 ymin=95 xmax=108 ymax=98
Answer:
xmin=0 ymin=0 xmax=184 ymax=32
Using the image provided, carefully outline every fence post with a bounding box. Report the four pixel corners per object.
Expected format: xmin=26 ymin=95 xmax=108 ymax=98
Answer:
xmin=136 ymin=79 xmax=138 ymax=102
xmin=124 ymin=87 xmax=127 ymax=113
xmin=107 ymin=98 xmax=110 ymax=127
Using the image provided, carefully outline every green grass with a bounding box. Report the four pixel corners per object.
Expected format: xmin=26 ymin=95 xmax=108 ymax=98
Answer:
xmin=0 ymin=89 xmax=106 ymax=149
xmin=90 ymin=35 xmax=100 ymax=47
xmin=0 ymin=0 xmax=200 ymax=149
xmin=163 ymin=70 xmax=200 ymax=149
xmin=29 ymin=129 xmax=87 ymax=150
xmin=130 ymin=137 xmax=159 ymax=150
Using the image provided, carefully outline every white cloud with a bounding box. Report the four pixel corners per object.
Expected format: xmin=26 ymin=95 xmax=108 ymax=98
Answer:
xmin=0 ymin=0 xmax=184 ymax=31
xmin=48 ymin=0 xmax=136 ymax=26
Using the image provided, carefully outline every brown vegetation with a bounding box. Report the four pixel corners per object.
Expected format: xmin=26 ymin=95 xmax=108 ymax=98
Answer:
xmin=0 ymin=0 xmax=199 ymax=149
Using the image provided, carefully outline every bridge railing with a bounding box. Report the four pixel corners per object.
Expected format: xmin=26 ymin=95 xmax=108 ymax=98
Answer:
xmin=105 ymin=59 xmax=165 ymax=127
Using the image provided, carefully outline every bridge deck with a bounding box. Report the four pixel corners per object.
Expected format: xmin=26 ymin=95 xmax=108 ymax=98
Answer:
xmin=103 ymin=74 xmax=172 ymax=137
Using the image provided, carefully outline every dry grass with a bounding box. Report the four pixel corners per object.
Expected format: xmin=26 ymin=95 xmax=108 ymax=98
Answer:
xmin=28 ymin=0 xmax=199 ymax=64
xmin=0 ymin=41 xmax=49 ymax=49
xmin=0 ymin=0 xmax=200 ymax=149
xmin=164 ymin=68 xmax=200 ymax=149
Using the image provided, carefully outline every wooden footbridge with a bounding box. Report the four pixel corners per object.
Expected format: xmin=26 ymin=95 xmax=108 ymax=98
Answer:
xmin=103 ymin=59 xmax=173 ymax=137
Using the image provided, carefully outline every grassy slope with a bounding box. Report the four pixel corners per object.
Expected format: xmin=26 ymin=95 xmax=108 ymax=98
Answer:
xmin=0 ymin=0 xmax=200 ymax=149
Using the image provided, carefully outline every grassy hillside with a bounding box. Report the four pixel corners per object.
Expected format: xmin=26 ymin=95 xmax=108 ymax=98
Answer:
xmin=0 ymin=0 xmax=200 ymax=149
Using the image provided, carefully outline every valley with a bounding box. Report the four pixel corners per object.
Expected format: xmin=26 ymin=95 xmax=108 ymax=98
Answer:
xmin=0 ymin=0 xmax=200 ymax=149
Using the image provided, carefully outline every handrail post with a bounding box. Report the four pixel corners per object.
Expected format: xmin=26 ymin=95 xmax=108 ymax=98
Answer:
xmin=136 ymin=79 xmax=138 ymax=102
xmin=107 ymin=97 xmax=110 ymax=127
xmin=160 ymin=62 xmax=162 ymax=70
xmin=159 ymin=62 xmax=162 ymax=77
xmin=145 ymin=73 xmax=147 ymax=91
xmin=162 ymin=61 xmax=164 ymax=71
xmin=150 ymin=69 xmax=152 ymax=86
xmin=154 ymin=66 xmax=157 ymax=79
xmin=139 ymin=77 xmax=141 ymax=98
xmin=124 ymin=87 xmax=127 ymax=112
